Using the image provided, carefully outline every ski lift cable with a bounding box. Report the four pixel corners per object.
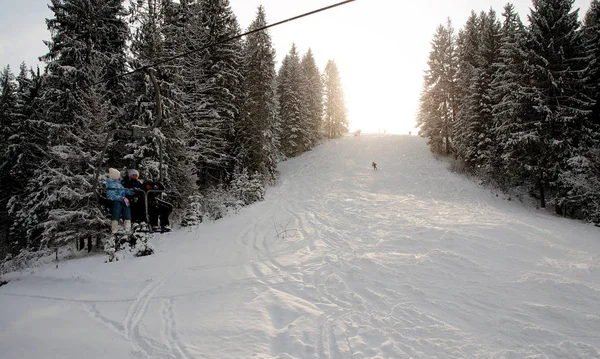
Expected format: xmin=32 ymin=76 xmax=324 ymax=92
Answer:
xmin=47 ymin=0 xmax=357 ymax=103
xmin=90 ymin=0 xmax=356 ymax=203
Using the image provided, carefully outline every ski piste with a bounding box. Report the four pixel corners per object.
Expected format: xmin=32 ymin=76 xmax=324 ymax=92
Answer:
xmin=1 ymin=135 xmax=599 ymax=358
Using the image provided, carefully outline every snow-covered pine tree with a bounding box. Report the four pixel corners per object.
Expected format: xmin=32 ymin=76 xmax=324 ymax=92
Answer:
xmin=323 ymin=59 xmax=349 ymax=139
xmin=14 ymin=0 xmax=130 ymax=251
xmin=453 ymin=12 xmax=479 ymax=162
xmin=126 ymin=0 xmax=168 ymax=176
xmin=491 ymin=3 xmax=530 ymax=189
xmin=0 ymin=66 xmax=17 ymax=155
xmin=231 ymin=167 xmax=264 ymax=205
xmin=4 ymin=66 xmax=44 ymax=256
xmin=278 ymin=44 xmax=311 ymax=157
xmin=522 ymin=0 xmax=592 ymax=210
xmin=454 ymin=10 xmax=501 ymax=173
xmin=237 ymin=5 xmax=279 ymax=183
xmin=417 ymin=20 xmax=457 ymax=154
xmin=14 ymin=63 xmax=40 ymax=125
xmin=417 ymin=80 xmax=445 ymax=154
xmin=554 ymin=0 xmax=600 ymax=221
xmin=583 ymin=1 xmax=600 ymax=130
xmin=173 ymin=0 xmax=211 ymax=194
xmin=156 ymin=0 xmax=210 ymax=209
xmin=129 ymin=0 xmax=198 ymax=207
xmin=0 ymin=66 xmax=18 ymax=258
xmin=301 ymin=49 xmax=324 ymax=147
xmin=180 ymin=194 xmax=203 ymax=226
xmin=453 ymin=11 xmax=480 ymax=155
xmin=191 ymin=0 xmax=245 ymax=187
xmin=476 ymin=10 xmax=502 ymax=175
xmin=297 ymin=54 xmax=311 ymax=149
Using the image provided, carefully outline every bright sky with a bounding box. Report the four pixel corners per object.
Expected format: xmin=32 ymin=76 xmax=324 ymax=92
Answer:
xmin=0 ymin=0 xmax=592 ymax=134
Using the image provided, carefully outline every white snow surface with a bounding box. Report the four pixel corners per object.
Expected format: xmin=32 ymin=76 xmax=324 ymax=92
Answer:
xmin=1 ymin=135 xmax=600 ymax=359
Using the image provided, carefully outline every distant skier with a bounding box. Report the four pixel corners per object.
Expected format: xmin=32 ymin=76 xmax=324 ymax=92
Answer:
xmin=372 ymin=162 xmax=378 ymax=170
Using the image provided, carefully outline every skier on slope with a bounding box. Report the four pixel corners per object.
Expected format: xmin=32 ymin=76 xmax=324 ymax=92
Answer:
xmin=372 ymin=161 xmax=378 ymax=170
xmin=106 ymin=168 xmax=132 ymax=234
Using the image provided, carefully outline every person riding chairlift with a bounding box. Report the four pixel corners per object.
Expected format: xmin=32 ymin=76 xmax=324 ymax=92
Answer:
xmin=106 ymin=168 xmax=132 ymax=234
xmin=122 ymin=169 xmax=146 ymax=223
xmin=143 ymin=180 xmax=173 ymax=233
xmin=122 ymin=169 xmax=172 ymax=232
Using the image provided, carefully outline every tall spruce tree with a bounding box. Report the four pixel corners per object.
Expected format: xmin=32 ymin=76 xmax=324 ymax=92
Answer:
xmin=476 ymin=10 xmax=502 ymax=175
xmin=278 ymin=44 xmax=310 ymax=156
xmin=522 ymin=0 xmax=592 ymax=209
xmin=4 ymin=66 xmax=44 ymax=256
xmin=238 ymin=5 xmax=279 ymax=181
xmin=127 ymin=0 xmax=168 ymax=173
xmin=301 ymin=49 xmax=324 ymax=147
xmin=191 ymin=0 xmax=244 ymax=187
xmin=583 ymin=0 xmax=600 ymax=127
xmin=455 ymin=10 xmax=501 ymax=172
xmin=323 ymin=59 xmax=348 ymax=139
xmin=0 ymin=66 xmax=17 ymax=156
xmin=0 ymin=66 xmax=18 ymax=257
xmin=557 ymin=0 xmax=600 ymax=221
xmin=170 ymin=0 xmax=210 ymax=200
xmin=453 ymin=13 xmax=479 ymax=158
xmin=455 ymin=12 xmax=480 ymax=112
xmin=129 ymin=0 xmax=198 ymax=206
xmin=491 ymin=3 xmax=530 ymax=188
xmin=417 ymin=20 xmax=458 ymax=154
xmin=13 ymin=0 xmax=130 ymax=250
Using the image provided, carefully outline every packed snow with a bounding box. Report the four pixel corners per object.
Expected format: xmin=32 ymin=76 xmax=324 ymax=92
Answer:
xmin=1 ymin=134 xmax=599 ymax=359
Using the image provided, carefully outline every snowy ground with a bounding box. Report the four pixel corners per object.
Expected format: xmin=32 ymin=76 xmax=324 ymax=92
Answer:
xmin=1 ymin=134 xmax=600 ymax=359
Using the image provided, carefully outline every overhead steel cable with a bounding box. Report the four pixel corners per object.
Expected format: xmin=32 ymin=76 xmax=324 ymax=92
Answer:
xmin=47 ymin=0 xmax=357 ymax=102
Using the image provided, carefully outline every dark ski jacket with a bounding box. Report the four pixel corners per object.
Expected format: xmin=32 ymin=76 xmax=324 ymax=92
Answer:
xmin=122 ymin=177 xmax=143 ymax=190
xmin=122 ymin=177 xmax=144 ymax=203
xmin=143 ymin=180 xmax=165 ymax=204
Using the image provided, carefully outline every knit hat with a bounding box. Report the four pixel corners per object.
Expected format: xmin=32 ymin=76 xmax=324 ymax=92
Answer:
xmin=128 ymin=169 xmax=139 ymax=177
xmin=108 ymin=168 xmax=121 ymax=180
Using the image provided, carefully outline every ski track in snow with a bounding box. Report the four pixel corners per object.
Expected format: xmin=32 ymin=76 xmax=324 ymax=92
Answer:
xmin=163 ymin=298 xmax=194 ymax=359
xmin=1 ymin=135 xmax=600 ymax=359
xmin=123 ymin=277 xmax=167 ymax=357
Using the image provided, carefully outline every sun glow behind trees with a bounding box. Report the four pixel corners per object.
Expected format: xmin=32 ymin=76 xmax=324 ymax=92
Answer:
xmin=231 ymin=0 xmax=589 ymax=135
xmin=231 ymin=0 xmax=425 ymax=135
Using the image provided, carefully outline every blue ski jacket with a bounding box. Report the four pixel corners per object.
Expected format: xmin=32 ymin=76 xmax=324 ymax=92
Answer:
xmin=106 ymin=178 xmax=131 ymax=201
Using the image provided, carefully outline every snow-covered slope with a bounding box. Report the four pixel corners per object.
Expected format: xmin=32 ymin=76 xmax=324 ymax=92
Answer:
xmin=1 ymin=135 xmax=599 ymax=359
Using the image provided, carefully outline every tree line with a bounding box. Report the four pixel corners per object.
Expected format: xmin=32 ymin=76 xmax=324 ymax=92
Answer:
xmin=418 ymin=0 xmax=600 ymax=224
xmin=0 ymin=0 xmax=349 ymax=263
